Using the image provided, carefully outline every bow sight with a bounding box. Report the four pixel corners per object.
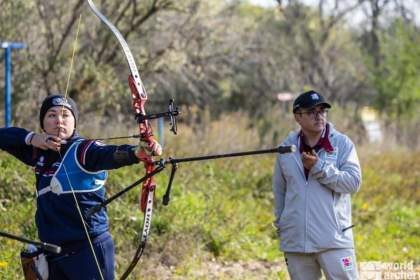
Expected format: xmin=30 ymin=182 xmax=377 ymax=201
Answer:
xmin=136 ymin=99 xmax=179 ymax=134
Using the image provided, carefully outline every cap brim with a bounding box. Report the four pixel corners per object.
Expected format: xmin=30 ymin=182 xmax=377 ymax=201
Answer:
xmin=312 ymin=102 xmax=331 ymax=109
xmin=292 ymin=101 xmax=331 ymax=113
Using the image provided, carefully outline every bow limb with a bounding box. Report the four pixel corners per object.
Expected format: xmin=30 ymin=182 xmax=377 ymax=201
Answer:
xmin=87 ymin=0 xmax=146 ymax=100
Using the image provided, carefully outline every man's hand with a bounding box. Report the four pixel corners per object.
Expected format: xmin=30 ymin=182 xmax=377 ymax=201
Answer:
xmin=30 ymin=133 xmax=63 ymax=151
xmin=135 ymin=138 xmax=162 ymax=160
xmin=302 ymin=149 xmax=318 ymax=170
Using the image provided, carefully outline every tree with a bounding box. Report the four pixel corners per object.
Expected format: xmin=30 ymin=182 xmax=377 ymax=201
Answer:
xmin=371 ymin=20 xmax=420 ymax=119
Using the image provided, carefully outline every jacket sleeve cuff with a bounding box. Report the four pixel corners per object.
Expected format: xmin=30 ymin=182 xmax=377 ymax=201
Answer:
xmin=110 ymin=145 xmax=139 ymax=165
xmin=310 ymin=158 xmax=325 ymax=178
xmin=129 ymin=145 xmax=141 ymax=163
xmin=25 ymin=132 xmax=35 ymax=145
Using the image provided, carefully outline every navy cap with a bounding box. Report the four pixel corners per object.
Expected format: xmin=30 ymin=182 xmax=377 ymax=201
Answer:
xmin=293 ymin=90 xmax=331 ymax=113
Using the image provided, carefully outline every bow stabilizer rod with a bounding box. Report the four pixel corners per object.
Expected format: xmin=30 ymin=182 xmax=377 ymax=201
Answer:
xmin=0 ymin=230 xmax=61 ymax=254
xmin=160 ymin=145 xmax=296 ymax=205
xmin=161 ymin=145 xmax=295 ymax=164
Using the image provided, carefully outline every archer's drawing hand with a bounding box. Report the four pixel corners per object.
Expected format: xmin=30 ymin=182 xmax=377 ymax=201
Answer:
xmin=302 ymin=149 xmax=318 ymax=170
xmin=31 ymin=133 xmax=63 ymax=152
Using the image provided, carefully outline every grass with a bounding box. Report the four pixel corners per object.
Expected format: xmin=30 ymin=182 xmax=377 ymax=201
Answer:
xmin=0 ymin=117 xmax=419 ymax=279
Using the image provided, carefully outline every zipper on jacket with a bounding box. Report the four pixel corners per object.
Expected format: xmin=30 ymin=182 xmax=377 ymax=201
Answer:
xmin=291 ymin=140 xmax=310 ymax=251
xmin=292 ymin=154 xmax=306 ymax=180
xmin=292 ymin=150 xmax=309 ymax=251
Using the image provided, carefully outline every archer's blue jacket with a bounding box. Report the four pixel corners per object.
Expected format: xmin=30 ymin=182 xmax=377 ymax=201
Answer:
xmin=0 ymin=127 xmax=139 ymax=245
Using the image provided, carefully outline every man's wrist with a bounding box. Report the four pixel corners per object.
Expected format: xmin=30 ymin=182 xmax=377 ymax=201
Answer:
xmin=310 ymin=158 xmax=324 ymax=177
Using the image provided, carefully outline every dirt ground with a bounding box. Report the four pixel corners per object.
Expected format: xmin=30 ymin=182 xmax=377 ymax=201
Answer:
xmin=140 ymin=260 xmax=420 ymax=279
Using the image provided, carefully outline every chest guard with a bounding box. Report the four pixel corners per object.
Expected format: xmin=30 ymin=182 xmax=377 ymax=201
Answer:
xmin=39 ymin=140 xmax=107 ymax=196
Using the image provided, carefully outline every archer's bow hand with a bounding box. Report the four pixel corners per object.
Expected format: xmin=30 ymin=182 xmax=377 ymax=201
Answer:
xmin=135 ymin=138 xmax=162 ymax=159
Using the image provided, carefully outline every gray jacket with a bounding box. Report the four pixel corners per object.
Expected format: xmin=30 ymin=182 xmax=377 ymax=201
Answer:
xmin=272 ymin=123 xmax=361 ymax=253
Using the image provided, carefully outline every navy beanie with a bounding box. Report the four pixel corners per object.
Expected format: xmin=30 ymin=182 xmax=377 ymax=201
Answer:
xmin=39 ymin=95 xmax=79 ymax=130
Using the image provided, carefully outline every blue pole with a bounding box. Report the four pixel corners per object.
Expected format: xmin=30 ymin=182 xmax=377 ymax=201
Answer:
xmin=158 ymin=117 xmax=164 ymax=148
xmin=5 ymin=47 xmax=11 ymax=127
xmin=1 ymin=42 xmax=26 ymax=127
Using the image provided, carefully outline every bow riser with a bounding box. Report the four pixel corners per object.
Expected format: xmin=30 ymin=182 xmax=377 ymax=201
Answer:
xmin=128 ymin=75 xmax=153 ymax=140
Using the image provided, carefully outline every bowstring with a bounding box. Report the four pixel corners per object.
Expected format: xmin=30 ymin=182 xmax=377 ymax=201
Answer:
xmin=59 ymin=13 xmax=105 ymax=280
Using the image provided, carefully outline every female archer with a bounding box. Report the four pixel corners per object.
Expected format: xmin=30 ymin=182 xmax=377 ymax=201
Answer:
xmin=0 ymin=95 xmax=161 ymax=280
